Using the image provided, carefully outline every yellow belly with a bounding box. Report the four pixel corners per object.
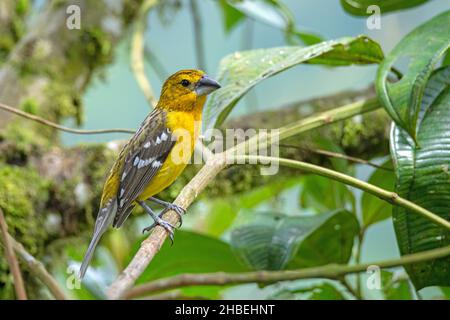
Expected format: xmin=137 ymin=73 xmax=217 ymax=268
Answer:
xmin=136 ymin=149 xmax=189 ymax=200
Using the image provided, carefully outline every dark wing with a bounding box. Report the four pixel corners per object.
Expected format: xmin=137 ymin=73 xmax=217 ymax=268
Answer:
xmin=113 ymin=108 xmax=175 ymax=227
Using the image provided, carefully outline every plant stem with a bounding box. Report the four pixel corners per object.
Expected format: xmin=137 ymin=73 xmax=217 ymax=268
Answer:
xmin=126 ymin=245 xmax=450 ymax=299
xmin=0 ymin=208 xmax=27 ymax=300
xmin=238 ymin=155 xmax=450 ymax=230
xmin=131 ymin=0 xmax=159 ymax=107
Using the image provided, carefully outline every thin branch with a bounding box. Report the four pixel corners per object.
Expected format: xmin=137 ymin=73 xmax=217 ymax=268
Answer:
xmin=189 ymin=0 xmax=206 ymax=70
xmin=126 ymin=245 xmax=450 ymax=299
xmin=0 ymin=208 xmax=27 ymax=300
xmin=0 ymin=102 xmax=135 ymax=134
xmin=279 ymin=144 xmax=392 ymax=171
xmin=106 ymin=98 xmax=383 ymax=299
xmin=237 ymin=155 xmax=450 ymax=230
xmin=7 ymin=233 xmax=67 ymax=300
xmin=131 ymin=0 xmax=159 ymax=108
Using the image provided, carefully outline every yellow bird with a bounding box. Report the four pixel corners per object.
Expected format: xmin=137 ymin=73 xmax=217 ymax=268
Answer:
xmin=79 ymin=69 xmax=221 ymax=278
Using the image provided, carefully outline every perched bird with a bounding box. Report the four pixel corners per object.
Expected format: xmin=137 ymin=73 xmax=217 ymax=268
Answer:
xmin=79 ymin=69 xmax=221 ymax=279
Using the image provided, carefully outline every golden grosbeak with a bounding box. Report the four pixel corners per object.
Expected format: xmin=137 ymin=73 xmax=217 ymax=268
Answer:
xmin=79 ymin=70 xmax=221 ymax=278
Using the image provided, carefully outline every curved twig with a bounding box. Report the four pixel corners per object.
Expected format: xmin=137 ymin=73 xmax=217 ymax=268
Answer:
xmin=237 ymin=155 xmax=450 ymax=230
xmin=0 ymin=102 xmax=135 ymax=134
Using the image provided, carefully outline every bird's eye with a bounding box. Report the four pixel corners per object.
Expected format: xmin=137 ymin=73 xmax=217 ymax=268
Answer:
xmin=181 ymin=79 xmax=190 ymax=87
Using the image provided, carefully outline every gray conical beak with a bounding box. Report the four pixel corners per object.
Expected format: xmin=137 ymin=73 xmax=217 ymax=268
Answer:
xmin=195 ymin=75 xmax=221 ymax=96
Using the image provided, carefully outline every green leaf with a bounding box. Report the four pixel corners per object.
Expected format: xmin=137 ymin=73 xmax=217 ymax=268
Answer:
xmin=376 ymin=11 xmax=450 ymax=140
xmin=218 ymin=0 xmax=246 ymax=33
xmin=390 ymin=66 xmax=450 ymax=289
xmin=230 ymin=210 xmax=359 ymax=270
xmin=381 ymin=271 xmax=413 ymax=300
xmin=361 ymin=160 xmax=395 ymax=228
xmin=300 ymin=176 xmax=355 ymax=213
xmin=205 ymin=36 xmax=383 ymax=129
xmin=231 ymin=0 xmax=286 ymax=29
xmin=134 ymin=231 xmax=249 ymax=298
xmin=340 ymin=0 xmax=431 ymax=16
xmin=440 ymin=286 xmax=450 ymax=299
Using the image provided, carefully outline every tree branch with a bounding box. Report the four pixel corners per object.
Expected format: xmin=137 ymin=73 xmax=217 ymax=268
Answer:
xmin=7 ymin=233 xmax=67 ymax=300
xmin=0 ymin=207 xmax=27 ymax=300
xmin=126 ymin=245 xmax=450 ymax=299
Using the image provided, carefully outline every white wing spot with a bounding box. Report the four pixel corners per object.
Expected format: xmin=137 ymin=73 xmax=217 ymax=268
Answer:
xmin=161 ymin=132 xmax=168 ymax=141
xmin=137 ymin=157 xmax=155 ymax=169
xmin=152 ymin=160 xmax=162 ymax=168
xmin=119 ymin=199 xmax=125 ymax=208
xmin=121 ymin=171 xmax=127 ymax=181
xmin=119 ymin=188 xmax=124 ymax=198
xmin=143 ymin=141 xmax=151 ymax=148
xmin=155 ymin=136 xmax=161 ymax=144
xmin=133 ymin=156 xmax=140 ymax=166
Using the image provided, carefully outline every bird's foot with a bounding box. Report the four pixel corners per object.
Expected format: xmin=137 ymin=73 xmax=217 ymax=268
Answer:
xmin=138 ymin=200 xmax=176 ymax=244
xmin=142 ymin=215 xmax=176 ymax=244
xmin=149 ymin=197 xmax=185 ymax=227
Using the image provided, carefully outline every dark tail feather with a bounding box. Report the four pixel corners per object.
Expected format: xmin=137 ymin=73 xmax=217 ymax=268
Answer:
xmin=78 ymin=200 xmax=117 ymax=279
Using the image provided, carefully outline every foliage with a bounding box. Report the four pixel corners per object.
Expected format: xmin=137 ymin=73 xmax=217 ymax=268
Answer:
xmin=390 ymin=66 xmax=450 ymax=289
xmin=376 ymin=11 xmax=450 ymax=140
xmin=230 ymin=210 xmax=359 ymax=270
xmin=205 ymin=36 xmax=383 ymax=129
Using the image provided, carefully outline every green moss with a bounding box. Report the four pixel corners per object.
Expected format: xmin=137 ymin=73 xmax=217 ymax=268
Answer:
xmin=20 ymin=98 xmax=40 ymax=115
xmin=0 ymin=166 xmax=49 ymax=254
xmin=15 ymin=0 xmax=30 ymax=16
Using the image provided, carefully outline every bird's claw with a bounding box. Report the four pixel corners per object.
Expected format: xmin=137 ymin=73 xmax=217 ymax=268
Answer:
xmin=161 ymin=203 xmax=185 ymax=227
xmin=142 ymin=216 xmax=175 ymax=244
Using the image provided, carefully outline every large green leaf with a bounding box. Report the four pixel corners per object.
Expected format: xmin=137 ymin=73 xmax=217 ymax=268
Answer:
xmin=361 ymin=160 xmax=395 ymax=228
xmin=230 ymin=210 xmax=359 ymax=270
xmin=390 ymin=66 xmax=450 ymax=289
xmin=134 ymin=231 xmax=248 ymax=298
xmin=135 ymin=231 xmax=248 ymax=282
xmin=376 ymin=11 xmax=450 ymax=140
xmin=340 ymin=0 xmax=431 ymax=16
xmin=204 ymin=36 xmax=383 ymax=130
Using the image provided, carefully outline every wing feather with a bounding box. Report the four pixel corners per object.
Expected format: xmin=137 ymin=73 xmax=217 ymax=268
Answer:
xmin=113 ymin=109 xmax=175 ymax=227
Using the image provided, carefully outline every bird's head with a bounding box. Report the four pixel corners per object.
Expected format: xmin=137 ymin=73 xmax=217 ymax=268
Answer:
xmin=158 ymin=69 xmax=221 ymax=111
